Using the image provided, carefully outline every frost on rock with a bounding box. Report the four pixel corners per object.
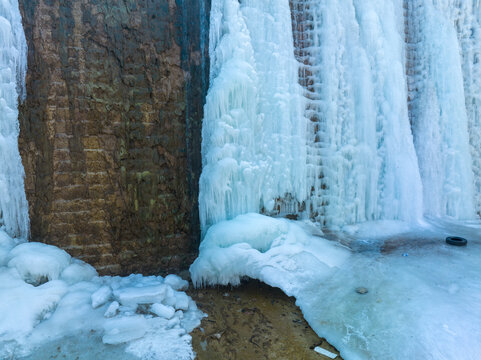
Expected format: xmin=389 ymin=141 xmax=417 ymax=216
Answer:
xmin=0 ymin=229 xmax=205 ymax=360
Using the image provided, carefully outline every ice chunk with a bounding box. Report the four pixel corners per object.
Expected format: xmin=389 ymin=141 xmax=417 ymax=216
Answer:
xmin=163 ymin=274 xmax=189 ymax=291
xmin=151 ymin=303 xmax=175 ymax=319
xmin=102 ymin=316 xmax=148 ymax=345
xmin=61 ymin=260 xmax=98 ymax=285
xmin=8 ymin=242 xmax=71 ymax=285
xmin=314 ymin=347 xmax=337 ymax=359
xmin=173 ymin=292 xmax=190 ymax=311
xmin=113 ymin=284 xmax=167 ymax=307
xmin=104 ymin=301 xmax=120 ymax=318
xmin=166 ymin=316 xmax=180 ymax=330
xmin=163 ymin=291 xmax=190 ymax=311
xmin=91 ymin=285 xmax=112 ymax=309
xmin=0 ymin=273 xmax=67 ymax=342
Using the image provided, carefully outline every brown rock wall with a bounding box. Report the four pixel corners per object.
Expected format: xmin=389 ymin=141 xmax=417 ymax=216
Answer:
xmin=18 ymin=0 xmax=209 ymax=275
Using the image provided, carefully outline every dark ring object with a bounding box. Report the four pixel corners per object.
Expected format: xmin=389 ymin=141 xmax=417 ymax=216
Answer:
xmin=446 ymin=236 xmax=467 ymax=246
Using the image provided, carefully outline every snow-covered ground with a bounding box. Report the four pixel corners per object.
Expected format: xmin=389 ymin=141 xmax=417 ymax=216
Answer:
xmin=0 ymin=229 xmax=204 ymax=360
xmin=191 ymin=213 xmax=481 ymax=360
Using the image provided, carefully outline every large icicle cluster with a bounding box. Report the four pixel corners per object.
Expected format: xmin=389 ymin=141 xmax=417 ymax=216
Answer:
xmin=292 ymin=0 xmax=423 ymax=227
xmin=406 ymin=0 xmax=477 ymax=219
xmin=199 ymin=0 xmax=308 ymax=232
xmin=201 ymin=0 xmax=481 ymax=231
xmin=0 ymin=0 xmax=28 ymax=239
xmin=442 ymin=0 xmax=481 ymax=217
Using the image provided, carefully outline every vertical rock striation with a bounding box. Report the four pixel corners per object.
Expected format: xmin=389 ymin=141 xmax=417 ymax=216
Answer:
xmin=18 ymin=0 xmax=210 ymax=274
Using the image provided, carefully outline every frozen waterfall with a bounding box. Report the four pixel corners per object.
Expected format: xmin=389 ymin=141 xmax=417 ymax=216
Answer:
xmin=0 ymin=0 xmax=29 ymax=239
xmin=292 ymin=0 xmax=423 ymax=228
xmin=200 ymin=0 xmax=481 ymax=232
xmin=199 ymin=0 xmax=308 ymax=231
xmin=406 ymin=0 xmax=477 ymax=219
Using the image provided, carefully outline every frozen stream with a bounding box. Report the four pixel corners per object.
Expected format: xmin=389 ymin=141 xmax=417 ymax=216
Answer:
xmin=191 ymin=215 xmax=481 ymax=360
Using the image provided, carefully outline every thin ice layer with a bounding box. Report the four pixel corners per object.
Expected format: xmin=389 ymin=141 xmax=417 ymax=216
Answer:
xmin=191 ymin=214 xmax=481 ymax=360
xmin=0 ymin=0 xmax=29 ymax=239
xmin=199 ymin=0 xmax=307 ymax=232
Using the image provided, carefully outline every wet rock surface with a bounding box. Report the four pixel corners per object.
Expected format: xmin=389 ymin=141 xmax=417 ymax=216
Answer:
xmin=188 ymin=280 xmax=342 ymax=360
xmin=18 ymin=0 xmax=210 ymax=275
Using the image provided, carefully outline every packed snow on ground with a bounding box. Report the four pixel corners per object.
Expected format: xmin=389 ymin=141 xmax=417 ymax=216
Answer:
xmin=191 ymin=213 xmax=481 ymax=360
xmin=0 ymin=228 xmax=204 ymax=360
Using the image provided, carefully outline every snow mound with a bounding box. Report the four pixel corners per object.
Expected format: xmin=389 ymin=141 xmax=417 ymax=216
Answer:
xmin=0 ymin=229 xmax=205 ymax=360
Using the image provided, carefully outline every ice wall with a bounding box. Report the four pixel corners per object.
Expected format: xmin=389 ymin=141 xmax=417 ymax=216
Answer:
xmin=199 ymin=0 xmax=308 ymax=231
xmin=406 ymin=0 xmax=477 ymax=219
xmin=0 ymin=0 xmax=28 ymax=239
xmin=442 ymin=0 xmax=481 ymax=217
xmin=291 ymin=0 xmax=423 ymax=228
xmin=200 ymin=0 xmax=481 ymax=232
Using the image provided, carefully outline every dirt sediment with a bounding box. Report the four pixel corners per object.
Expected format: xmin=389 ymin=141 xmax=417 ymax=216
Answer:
xmin=188 ymin=280 xmax=342 ymax=360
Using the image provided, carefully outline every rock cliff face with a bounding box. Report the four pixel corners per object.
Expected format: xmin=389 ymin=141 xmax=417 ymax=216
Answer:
xmin=18 ymin=0 xmax=210 ymax=275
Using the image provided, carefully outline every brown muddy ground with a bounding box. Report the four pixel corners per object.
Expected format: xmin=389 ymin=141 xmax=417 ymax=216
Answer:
xmin=187 ymin=280 xmax=342 ymax=360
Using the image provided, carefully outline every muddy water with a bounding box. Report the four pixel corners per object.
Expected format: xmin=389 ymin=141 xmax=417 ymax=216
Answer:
xmin=188 ymin=280 xmax=342 ymax=360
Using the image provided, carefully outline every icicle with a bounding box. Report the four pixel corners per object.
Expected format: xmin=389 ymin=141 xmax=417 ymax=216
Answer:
xmin=0 ymin=0 xmax=29 ymax=239
xmin=291 ymin=0 xmax=423 ymax=227
xmin=199 ymin=0 xmax=308 ymax=233
xmin=406 ymin=0 xmax=477 ymax=219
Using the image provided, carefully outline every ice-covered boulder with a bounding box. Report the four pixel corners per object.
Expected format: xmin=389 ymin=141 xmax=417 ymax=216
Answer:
xmin=7 ymin=242 xmax=71 ymax=285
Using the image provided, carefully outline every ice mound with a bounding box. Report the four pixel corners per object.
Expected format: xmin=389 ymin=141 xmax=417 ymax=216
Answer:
xmin=0 ymin=229 xmax=204 ymax=359
xmin=7 ymin=242 xmax=73 ymax=285
xmin=191 ymin=214 xmax=481 ymax=360
xmin=191 ymin=213 xmax=350 ymax=289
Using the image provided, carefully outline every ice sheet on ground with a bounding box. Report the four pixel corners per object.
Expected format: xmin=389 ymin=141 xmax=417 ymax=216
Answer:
xmin=191 ymin=213 xmax=481 ymax=360
xmin=0 ymin=229 xmax=205 ymax=360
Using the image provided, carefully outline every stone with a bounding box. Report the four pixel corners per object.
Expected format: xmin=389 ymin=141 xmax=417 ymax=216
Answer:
xmin=355 ymin=287 xmax=369 ymax=295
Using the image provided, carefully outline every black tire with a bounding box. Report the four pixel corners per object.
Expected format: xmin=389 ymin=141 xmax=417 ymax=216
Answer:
xmin=446 ymin=236 xmax=467 ymax=246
